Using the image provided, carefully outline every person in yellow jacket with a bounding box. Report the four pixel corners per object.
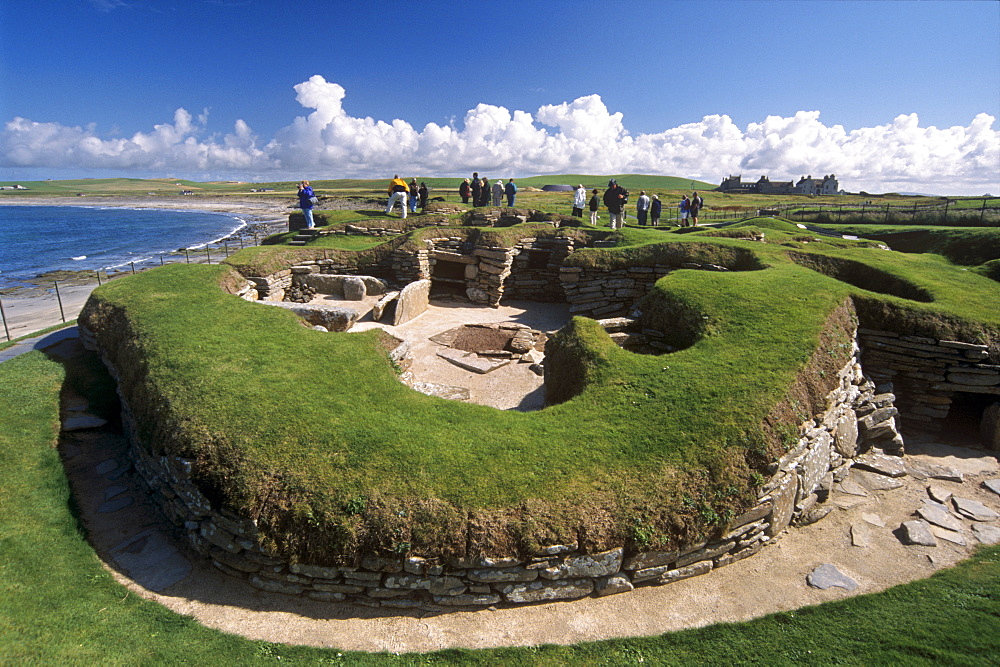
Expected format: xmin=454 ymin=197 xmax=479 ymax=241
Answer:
xmin=385 ymin=175 xmax=409 ymax=218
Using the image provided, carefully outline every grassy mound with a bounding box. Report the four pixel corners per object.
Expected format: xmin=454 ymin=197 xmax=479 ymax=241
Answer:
xmin=4 ymin=350 xmax=999 ymax=661
xmin=79 ymin=217 xmax=1000 ymax=564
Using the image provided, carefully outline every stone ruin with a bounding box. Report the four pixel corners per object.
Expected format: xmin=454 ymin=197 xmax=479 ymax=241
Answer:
xmin=78 ymin=224 xmax=1000 ymax=611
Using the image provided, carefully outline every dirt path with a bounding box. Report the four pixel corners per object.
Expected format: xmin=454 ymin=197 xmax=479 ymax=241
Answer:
xmin=50 ymin=307 xmax=1000 ymax=653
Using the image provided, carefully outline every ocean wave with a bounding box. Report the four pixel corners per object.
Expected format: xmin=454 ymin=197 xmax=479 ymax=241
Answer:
xmin=185 ymin=216 xmax=248 ymax=249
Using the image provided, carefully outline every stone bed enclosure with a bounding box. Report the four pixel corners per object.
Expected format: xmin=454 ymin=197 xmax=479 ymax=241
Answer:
xmin=79 ymin=223 xmax=1000 ymax=609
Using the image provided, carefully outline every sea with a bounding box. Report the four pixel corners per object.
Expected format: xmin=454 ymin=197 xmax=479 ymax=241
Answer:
xmin=0 ymin=205 xmax=248 ymax=290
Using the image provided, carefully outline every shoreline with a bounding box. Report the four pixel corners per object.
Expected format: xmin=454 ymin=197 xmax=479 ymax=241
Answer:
xmin=0 ymin=195 xmax=293 ymax=340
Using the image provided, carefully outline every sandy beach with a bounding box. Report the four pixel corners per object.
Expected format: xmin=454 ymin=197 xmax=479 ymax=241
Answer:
xmin=0 ymin=195 xmax=294 ymax=341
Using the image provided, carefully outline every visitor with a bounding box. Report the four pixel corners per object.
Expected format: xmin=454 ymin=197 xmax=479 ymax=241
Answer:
xmin=471 ymin=172 xmax=481 ymax=207
xmin=650 ymin=194 xmax=662 ymax=226
xmin=460 ymin=178 xmax=471 ymax=203
xmin=297 ymin=180 xmax=316 ymax=229
xmin=603 ymin=180 xmax=626 ymax=229
xmin=588 ymin=188 xmax=600 ymax=225
xmin=408 ymin=179 xmax=419 ymax=213
xmin=572 ymin=184 xmax=586 ymax=218
xmin=690 ymin=191 xmax=704 ymax=226
xmin=386 ymin=175 xmax=409 ymax=218
xmin=478 ymin=177 xmax=491 ymax=207
xmin=505 ymin=178 xmax=517 ymax=207
xmin=636 ymin=190 xmax=650 ymax=226
xmin=679 ymin=195 xmax=690 ymax=227
xmin=418 ymin=182 xmax=429 ymax=209
xmin=492 ymin=179 xmax=504 ymax=206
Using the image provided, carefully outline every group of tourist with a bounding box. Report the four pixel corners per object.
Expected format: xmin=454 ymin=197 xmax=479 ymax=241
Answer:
xmin=679 ymin=192 xmax=704 ymax=227
xmin=460 ymin=173 xmax=517 ymax=207
xmin=298 ymin=175 xmax=703 ymax=227
xmin=385 ymin=176 xmax=431 ymax=218
xmin=593 ymin=181 xmax=704 ymax=228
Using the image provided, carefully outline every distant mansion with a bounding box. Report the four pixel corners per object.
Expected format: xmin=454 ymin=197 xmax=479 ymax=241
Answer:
xmin=717 ymin=174 xmax=841 ymax=195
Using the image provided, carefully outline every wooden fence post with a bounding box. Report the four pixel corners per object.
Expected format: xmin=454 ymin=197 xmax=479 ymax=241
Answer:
xmin=53 ymin=281 xmax=65 ymax=323
xmin=0 ymin=298 xmax=9 ymax=342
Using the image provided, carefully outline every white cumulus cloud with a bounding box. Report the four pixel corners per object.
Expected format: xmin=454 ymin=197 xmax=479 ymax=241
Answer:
xmin=2 ymin=75 xmax=998 ymax=195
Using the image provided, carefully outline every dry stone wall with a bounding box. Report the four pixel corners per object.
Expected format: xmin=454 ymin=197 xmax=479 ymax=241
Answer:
xmin=83 ymin=320 xmax=914 ymax=610
xmin=858 ymin=328 xmax=998 ymax=433
xmin=560 ymin=266 xmax=672 ymax=318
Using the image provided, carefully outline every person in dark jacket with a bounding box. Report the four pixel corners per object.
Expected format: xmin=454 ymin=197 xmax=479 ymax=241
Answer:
xmin=478 ymin=177 xmax=491 ymax=207
xmin=459 ymin=178 xmax=471 ymax=203
xmin=470 ymin=172 xmax=481 ymax=207
xmin=297 ymin=180 xmax=316 ymax=229
xmin=650 ymin=194 xmax=662 ymax=226
xmin=504 ymin=179 xmax=517 ymax=207
xmin=603 ymin=180 xmax=625 ymax=229
xmin=408 ymin=179 xmax=419 ymax=213
xmin=418 ymin=182 xmax=429 ymax=208
xmin=588 ymin=188 xmax=600 ymax=225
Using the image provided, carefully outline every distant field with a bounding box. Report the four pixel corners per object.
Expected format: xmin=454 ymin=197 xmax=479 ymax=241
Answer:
xmin=3 ymin=178 xmax=992 ymax=221
xmin=0 ymin=174 xmax=716 ymax=195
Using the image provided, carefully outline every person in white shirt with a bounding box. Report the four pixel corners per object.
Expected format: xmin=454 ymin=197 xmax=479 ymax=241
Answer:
xmin=572 ymin=184 xmax=586 ymax=217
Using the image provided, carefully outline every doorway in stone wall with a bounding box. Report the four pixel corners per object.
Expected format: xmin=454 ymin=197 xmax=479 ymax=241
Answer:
xmin=942 ymin=392 xmax=999 ymax=449
xmin=431 ymin=259 xmax=468 ymax=297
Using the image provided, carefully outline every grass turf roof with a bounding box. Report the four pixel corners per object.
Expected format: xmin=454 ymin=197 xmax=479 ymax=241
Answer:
xmin=79 ymin=219 xmax=1000 ymax=563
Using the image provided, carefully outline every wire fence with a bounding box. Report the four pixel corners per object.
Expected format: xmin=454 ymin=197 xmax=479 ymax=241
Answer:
xmin=0 ymin=232 xmax=269 ymax=342
xmin=767 ymin=197 xmax=1000 ymax=227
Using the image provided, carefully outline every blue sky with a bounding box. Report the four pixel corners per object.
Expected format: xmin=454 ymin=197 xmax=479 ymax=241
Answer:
xmin=1 ymin=0 xmax=998 ymax=194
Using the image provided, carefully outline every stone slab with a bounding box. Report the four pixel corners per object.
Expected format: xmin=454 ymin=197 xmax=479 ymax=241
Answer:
xmin=834 ymin=496 xmax=869 ymax=510
xmin=104 ymin=484 xmax=128 ymax=501
xmin=850 ymin=523 xmax=872 ymax=547
xmin=595 ymin=573 xmax=634 ymax=597
xmin=917 ymin=504 xmax=964 ymax=532
xmin=900 ymin=520 xmax=937 ymax=546
xmin=806 ymin=564 xmax=858 ymax=591
xmin=953 ymin=497 xmax=1000 ymax=521
xmin=437 ymin=348 xmax=511 ymax=374
xmin=929 ymin=525 xmax=966 ymax=546
xmin=264 ymin=301 xmax=360 ymax=332
xmin=394 ymin=279 xmax=431 ymax=326
xmin=907 ymin=460 xmax=964 ymax=483
xmin=409 ymin=381 xmax=470 ymax=401
xmin=110 ymin=530 xmax=192 ymax=592
xmin=983 ymin=479 xmax=1000 ymax=497
xmin=837 ymin=479 xmax=869 ymax=497
xmin=342 ymin=276 xmax=366 ymax=300
xmin=372 ymin=291 xmax=399 ymax=321
xmin=971 ymin=523 xmax=1000 ymax=545
xmin=63 ymin=414 xmax=108 ymax=431
xmin=98 ymin=495 xmax=134 ymax=513
xmin=500 ymin=579 xmax=594 ymax=603
xmin=928 ymin=485 xmax=954 ymax=504
xmin=853 ymin=452 xmax=907 ymax=478
xmin=851 ymin=469 xmax=905 ymax=492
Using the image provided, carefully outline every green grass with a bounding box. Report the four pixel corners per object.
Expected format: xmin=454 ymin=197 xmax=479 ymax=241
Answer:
xmin=2 ymin=349 xmax=999 ymax=663
xmin=78 ymin=215 xmax=1000 ymax=562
